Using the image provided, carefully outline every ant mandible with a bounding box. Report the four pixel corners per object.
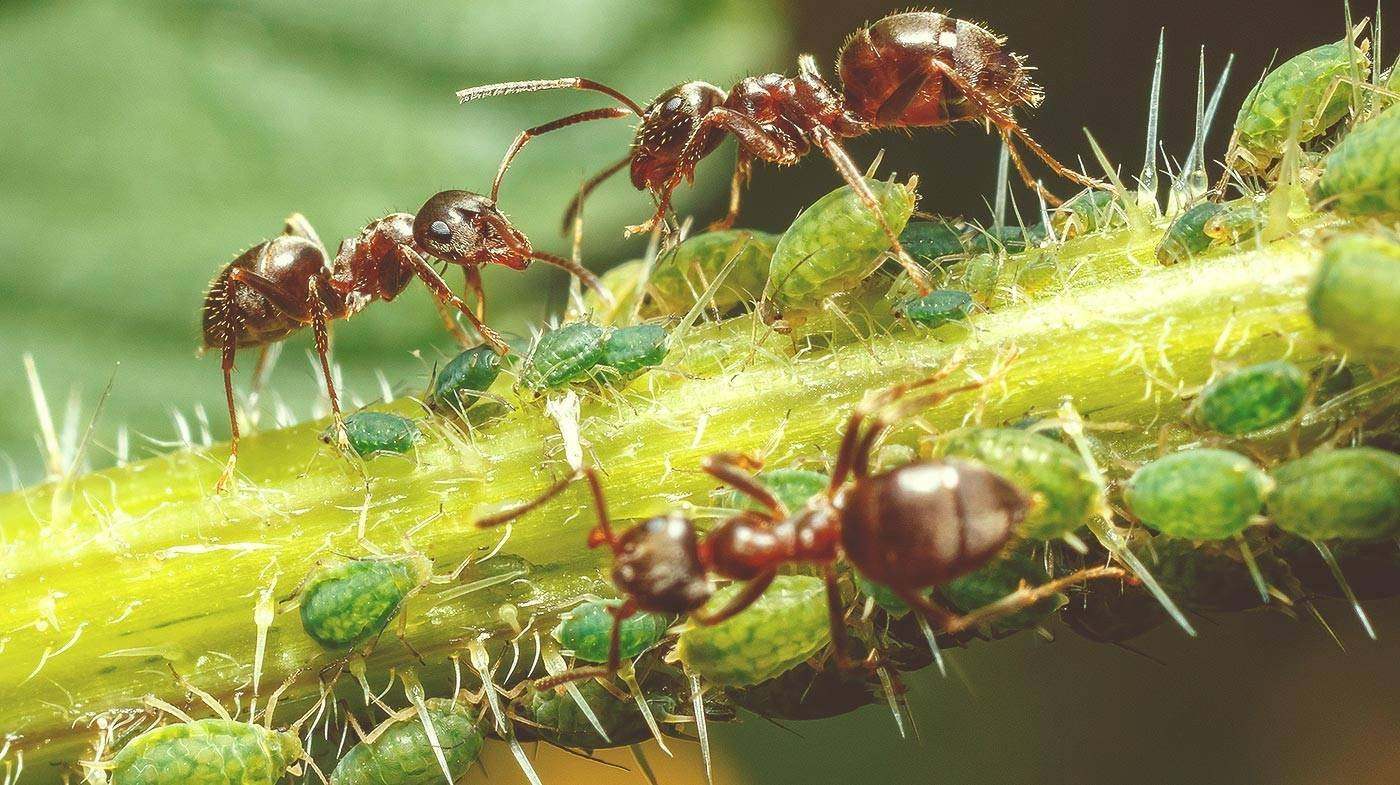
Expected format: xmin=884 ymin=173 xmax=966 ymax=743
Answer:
xmin=457 ymin=11 xmax=1101 ymax=294
xmin=477 ymin=355 xmax=1126 ymax=686
xmin=202 ymin=191 xmax=610 ymax=492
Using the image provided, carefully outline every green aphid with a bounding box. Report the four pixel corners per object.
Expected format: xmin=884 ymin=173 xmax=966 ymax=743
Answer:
xmin=1011 ymin=253 xmax=1057 ymax=294
xmin=966 ymin=223 xmax=1046 ymax=253
xmin=521 ymin=680 xmax=676 ymax=751
xmin=583 ymin=258 xmax=648 ymax=324
xmin=853 ymin=570 xmax=911 ymax=616
xmin=1275 ymin=534 xmax=1400 ymax=601
xmin=729 ymin=660 xmax=878 ymax=721
xmin=1059 ymin=579 xmax=1167 ymax=643
xmin=429 ymin=345 xmax=504 ymax=414
xmin=1229 ymin=36 xmax=1371 ymax=173
xmin=1197 ymin=361 xmax=1307 ymax=435
xmin=329 ymin=699 xmax=483 ymax=785
xmin=1155 ymin=202 xmax=1227 ymax=266
xmin=650 ymin=229 xmax=779 ymax=314
xmin=1051 ymin=190 xmax=1127 ymax=239
xmin=1312 ymin=102 xmax=1400 ymax=217
xmin=1202 ymin=200 xmax=1267 ymax=246
xmin=894 ymin=289 xmax=974 ymax=328
xmin=676 ymin=574 xmax=830 ymax=687
xmin=525 ymin=322 xmax=607 ymax=389
xmin=1125 ymin=449 xmax=1271 ymax=539
xmin=324 ymin=412 xmax=419 ymax=458
xmin=1268 ymin=448 xmax=1400 ymax=541
xmin=597 ymin=324 xmax=669 ymax=378
xmin=723 ymin=467 xmax=830 ymax=513
xmin=940 ymin=543 xmax=1056 ymax=637
xmin=961 ymin=252 xmax=1003 ymax=306
xmin=1148 ymin=538 xmax=1279 ymax=612
xmin=299 ymin=555 xmax=432 ymax=650
xmin=1307 ymin=233 xmax=1400 ymax=359
xmin=552 ymin=599 xmax=670 ymax=663
xmin=899 ymin=219 xmax=967 ymax=265
xmin=941 ymin=427 xmax=1099 ymax=540
xmin=766 ymin=178 xmax=915 ymax=310
xmin=112 ymin=719 xmax=303 ymax=785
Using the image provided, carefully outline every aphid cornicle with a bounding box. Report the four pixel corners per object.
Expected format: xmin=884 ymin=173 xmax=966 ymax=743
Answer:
xmin=458 ymin=11 xmax=1100 ymax=292
xmin=329 ymin=699 xmax=483 ymax=785
xmin=1125 ymin=449 xmax=1272 ymax=540
xmin=112 ymin=718 xmax=303 ymax=785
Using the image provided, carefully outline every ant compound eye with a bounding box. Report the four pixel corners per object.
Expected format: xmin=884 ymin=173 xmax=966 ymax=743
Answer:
xmin=661 ymin=95 xmax=684 ymax=114
xmin=428 ymin=220 xmax=452 ymax=242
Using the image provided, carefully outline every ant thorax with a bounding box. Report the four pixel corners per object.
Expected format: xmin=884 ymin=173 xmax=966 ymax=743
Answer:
xmin=329 ymin=213 xmax=414 ymax=307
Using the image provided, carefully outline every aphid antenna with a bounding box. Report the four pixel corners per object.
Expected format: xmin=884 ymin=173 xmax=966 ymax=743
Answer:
xmin=1314 ymin=541 xmax=1378 ymax=639
xmin=992 ymin=141 xmax=1011 ymax=232
xmin=1081 ymin=129 xmax=1148 ymax=233
xmin=1136 ymin=28 xmax=1166 ymax=216
xmin=1342 ymin=2 xmax=1367 ymax=132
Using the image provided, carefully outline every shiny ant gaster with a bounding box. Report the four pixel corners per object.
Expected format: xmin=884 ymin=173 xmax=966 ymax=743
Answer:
xmin=457 ymin=11 xmax=1101 ymax=294
xmin=478 ymin=356 xmax=1126 ymax=685
xmin=202 ymin=191 xmax=609 ymax=491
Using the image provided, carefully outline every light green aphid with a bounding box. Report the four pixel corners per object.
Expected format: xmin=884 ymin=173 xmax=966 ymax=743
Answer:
xmin=582 ymin=258 xmax=648 ymax=325
xmin=676 ymin=574 xmax=830 ymax=687
xmin=1011 ymin=253 xmax=1057 ymax=294
xmin=299 ymin=555 xmax=432 ymax=649
xmin=1125 ymin=449 xmax=1271 ymax=539
xmin=1156 ymin=202 xmax=1227 ymax=266
xmin=1197 ymin=361 xmax=1307 ymax=435
xmin=329 ymin=699 xmax=483 ymax=785
xmin=597 ymin=324 xmax=669 ymax=378
xmin=552 ymin=599 xmax=670 ymax=663
xmin=1051 ymin=190 xmax=1128 ymax=239
xmin=650 ymin=229 xmax=779 ymax=314
xmin=1229 ymin=36 xmax=1371 ymax=173
xmin=941 ymin=427 xmax=1098 ymax=540
xmin=1268 ymin=448 xmax=1400 ymax=540
xmin=1202 ymin=200 xmax=1268 ymax=246
xmin=961 ymin=252 xmax=1003 ymax=306
xmin=940 ymin=543 xmax=1055 ymax=637
xmin=1307 ymin=232 xmax=1400 ymax=358
xmin=894 ymin=289 xmax=974 ymax=328
xmin=429 ymin=346 xmax=504 ymax=414
xmin=766 ymin=178 xmax=915 ymax=310
xmin=112 ymin=719 xmax=302 ymax=785
xmin=967 ymin=224 xmax=1045 ymax=254
xmin=525 ymin=322 xmax=607 ymax=389
xmin=723 ymin=467 xmax=830 ymax=513
xmin=899 ymin=219 xmax=967 ymax=264
xmin=522 ymin=680 xmax=677 ymax=750
xmin=327 ymin=412 xmax=419 ymax=458
xmin=1312 ymin=102 xmax=1400 ymax=217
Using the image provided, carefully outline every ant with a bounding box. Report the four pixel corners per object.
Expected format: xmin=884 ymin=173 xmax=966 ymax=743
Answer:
xmin=201 ymin=192 xmax=609 ymax=491
xmin=477 ymin=356 xmax=1126 ymax=686
xmin=457 ymin=11 xmax=1101 ymax=294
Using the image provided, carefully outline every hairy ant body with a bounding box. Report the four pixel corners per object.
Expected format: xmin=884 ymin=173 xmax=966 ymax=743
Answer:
xmin=478 ymin=359 xmax=1125 ymax=685
xmin=202 ymin=193 xmax=608 ymax=491
xmin=457 ymin=11 xmax=1099 ymax=293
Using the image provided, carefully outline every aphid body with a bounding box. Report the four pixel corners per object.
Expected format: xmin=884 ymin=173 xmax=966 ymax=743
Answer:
xmin=329 ymin=699 xmax=483 ymax=785
xmin=1268 ymin=447 xmax=1400 ymax=540
xmin=1125 ymin=449 xmax=1271 ymax=539
xmin=1197 ymin=361 xmax=1307 ymax=435
xmin=941 ymin=427 xmax=1099 ymax=540
xmin=1307 ymin=232 xmax=1400 ymax=358
xmin=553 ymin=599 xmax=670 ymax=663
xmin=1155 ymin=202 xmax=1227 ymax=266
xmin=299 ymin=555 xmax=432 ymax=650
xmin=1312 ymin=102 xmax=1400 ymax=217
xmin=894 ymin=289 xmax=974 ymax=328
xmin=675 ymin=574 xmax=830 ymax=687
xmin=112 ymin=718 xmax=302 ymax=785
xmin=325 ymin=412 xmax=419 ymax=458
xmin=649 ymin=229 xmax=779 ymax=315
xmin=524 ymin=322 xmax=608 ymax=389
xmin=430 ymin=345 xmax=505 ymax=414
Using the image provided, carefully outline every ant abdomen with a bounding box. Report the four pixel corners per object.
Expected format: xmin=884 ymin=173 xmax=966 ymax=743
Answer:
xmin=201 ymin=235 xmax=331 ymax=350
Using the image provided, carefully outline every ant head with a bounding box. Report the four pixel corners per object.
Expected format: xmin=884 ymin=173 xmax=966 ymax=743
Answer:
xmin=610 ymin=513 xmax=712 ymax=614
xmin=629 ymin=81 xmax=728 ymax=191
xmin=413 ymin=190 xmax=531 ymax=270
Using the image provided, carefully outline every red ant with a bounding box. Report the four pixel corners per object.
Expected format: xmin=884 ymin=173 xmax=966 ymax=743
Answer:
xmin=477 ymin=356 xmax=1126 ymax=685
xmin=201 ymin=192 xmax=609 ymax=491
xmin=457 ymin=11 xmax=1100 ymax=294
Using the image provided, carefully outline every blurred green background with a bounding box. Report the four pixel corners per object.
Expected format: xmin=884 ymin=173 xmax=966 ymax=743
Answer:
xmin=2 ymin=1 xmax=1398 ymax=783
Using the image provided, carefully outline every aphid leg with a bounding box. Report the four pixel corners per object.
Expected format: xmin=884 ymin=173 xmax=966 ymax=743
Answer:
xmin=561 ymin=154 xmax=632 ymax=235
xmin=399 ymin=247 xmax=510 ymax=353
xmin=690 ymin=570 xmax=776 ymax=625
xmin=455 ymin=77 xmax=645 ymax=114
xmin=701 ymin=452 xmax=787 ymax=518
xmin=708 ymin=151 xmax=752 ymax=232
xmin=491 ymin=107 xmax=635 ymax=201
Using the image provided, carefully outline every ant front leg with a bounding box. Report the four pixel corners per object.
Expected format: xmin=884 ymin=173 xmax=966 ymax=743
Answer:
xmin=306 ymin=276 xmax=347 ymax=449
xmin=689 ymin=569 xmax=775 ymax=626
xmin=400 ymin=247 xmax=510 ymax=353
xmin=702 ymin=452 xmax=787 ymax=519
xmin=464 ymin=265 xmax=486 ymax=322
xmin=533 ymin=596 xmax=639 ymax=690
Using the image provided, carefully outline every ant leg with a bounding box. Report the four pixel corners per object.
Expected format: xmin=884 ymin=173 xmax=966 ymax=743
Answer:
xmin=708 ymin=151 xmax=752 ymax=232
xmin=907 ymin=566 xmax=1129 ymax=636
xmin=561 ymin=154 xmax=632 ymax=235
xmin=821 ymin=563 xmax=857 ymax=670
xmin=217 ymin=309 xmax=240 ymax=493
xmin=701 ymin=452 xmax=786 ymax=519
xmin=430 ymin=296 xmax=474 ymax=348
xmin=400 ymin=247 xmax=510 ymax=353
xmin=491 ymin=107 xmax=634 ymax=201
xmin=456 ymin=77 xmax=645 ymax=116
xmin=533 ymin=596 xmax=639 ymax=689
xmin=690 ymin=569 xmax=776 ymax=626
xmin=465 ymin=265 xmax=486 ymax=322
xmin=306 ymin=277 xmax=346 ymax=448
xmin=476 ymin=467 xmax=615 ymax=550
xmin=528 ymin=251 xmax=615 ymax=306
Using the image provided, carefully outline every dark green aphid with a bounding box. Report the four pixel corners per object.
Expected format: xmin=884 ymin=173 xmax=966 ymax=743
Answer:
xmin=112 ymin=719 xmax=303 ymax=785
xmin=326 ymin=412 xmax=419 ymax=458
xmin=552 ymin=599 xmax=670 ymax=663
xmin=597 ymin=324 xmax=669 ymax=377
xmin=1059 ymin=580 xmax=1167 ymax=643
xmin=299 ymin=555 xmax=431 ymax=649
xmin=1051 ymin=190 xmax=1127 ymax=239
xmin=525 ymin=322 xmax=607 ymax=389
xmin=520 ymin=680 xmax=676 ymax=751
xmin=729 ymin=661 xmax=878 ymax=721
xmin=1155 ymin=202 xmax=1226 ymax=266
xmin=966 ymin=223 xmax=1046 ymax=253
xmin=1147 ymin=538 xmax=1279 ymax=612
xmin=894 ymin=289 xmax=974 ymax=328
xmin=649 ymin=229 xmax=779 ymax=315
xmin=723 ymin=467 xmax=830 ymax=513
xmin=1307 ymin=233 xmax=1400 ymax=358
xmin=1276 ymin=534 xmax=1400 ymax=601
xmin=1312 ymin=102 xmax=1400 ymax=218
xmin=429 ymin=345 xmax=504 ymax=413
xmin=329 ymin=698 xmax=483 ymax=785
xmin=1125 ymin=449 xmax=1270 ymax=539
xmin=939 ymin=543 xmax=1056 ymax=637
xmin=941 ymin=427 xmax=1099 ymax=540
xmin=766 ymin=178 xmax=915 ymax=310
xmin=1202 ymin=200 xmax=1267 ymax=246
xmin=1197 ymin=361 xmax=1307 ymax=435
xmin=899 ymin=219 xmax=967 ymax=264
xmin=1268 ymin=448 xmax=1400 ymax=540
xmin=676 ymin=574 xmax=829 ymax=687
xmin=1229 ymin=35 xmax=1371 ymax=173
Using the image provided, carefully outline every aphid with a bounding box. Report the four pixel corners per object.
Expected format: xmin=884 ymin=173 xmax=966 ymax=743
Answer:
xmin=729 ymin=659 xmax=881 ymax=721
xmin=676 ymin=574 xmax=831 ymax=687
xmin=966 ymin=223 xmax=1046 ymax=254
xmin=1124 ymin=448 xmax=1271 ymax=540
xmin=323 ymin=411 xmax=419 ymax=458
xmin=939 ymin=542 xmax=1058 ymax=638
xmin=516 ymin=680 xmax=677 ymax=751
xmin=1154 ymin=202 xmax=1227 ymax=266
xmin=1312 ymin=102 xmax=1400 ymax=217
xmin=329 ymin=698 xmax=483 ymax=785
xmin=1226 ymin=34 xmax=1371 ymax=175
xmin=649 ymin=229 xmax=779 ymax=315
xmin=1050 ymin=190 xmax=1128 ymax=239
xmin=899 ymin=219 xmax=968 ymax=265
xmin=298 ymin=554 xmax=432 ymax=650
xmin=458 ymin=11 xmax=1100 ymax=287
xmin=893 ymin=289 xmax=974 ymax=328
xmin=1201 ymin=200 xmax=1268 ymax=246
xmin=1267 ymin=447 xmax=1400 ymax=540
xmin=597 ymin=324 xmax=670 ymax=379
xmin=940 ymin=427 xmax=1099 ymax=540
xmin=553 ymin=599 xmax=670 ymax=664
xmin=1059 ymin=579 xmax=1168 ymax=644
xmin=765 ymin=178 xmax=916 ymax=314
xmin=523 ymin=322 xmax=608 ymax=389
xmin=961 ymin=252 xmax=1003 ymax=306
xmin=429 ymin=345 xmax=505 ymax=414
xmin=723 ymin=467 xmax=830 ymax=514
xmin=112 ymin=718 xmax=303 ymax=785
xmin=1011 ymin=253 xmax=1057 ymax=295
xmin=582 ymin=258 xmax=648 ymax=324
xmin=203 ymin=193 xmax=607 ymax=490
xmin=1147 ymin=537 xmax=1278 ymax=613
xmin=1275 ymin=534 xmax=1400 ymax=601
xmin=1196 ymin=361 xmax=1307 ymax=436
xmin=1307 ymin=232 xmax=1400 ymax=358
